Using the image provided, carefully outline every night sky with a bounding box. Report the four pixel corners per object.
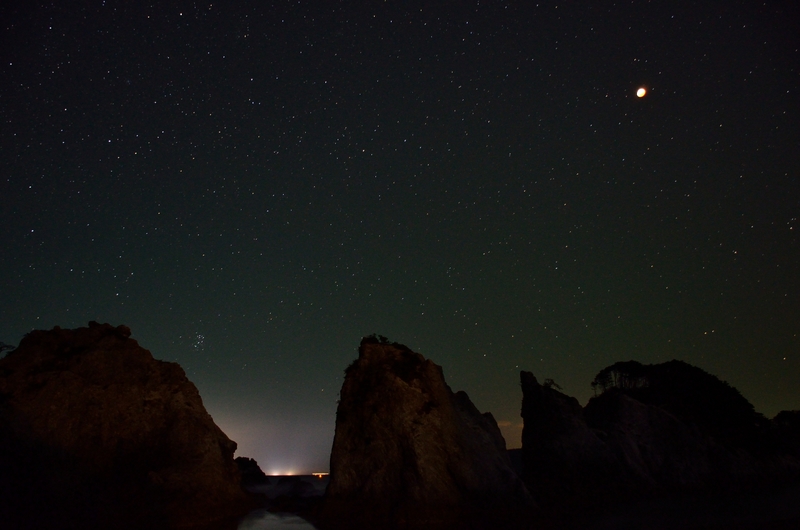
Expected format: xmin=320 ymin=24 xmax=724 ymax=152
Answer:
xmin=2 ymin=1 xmax=798 ymax=474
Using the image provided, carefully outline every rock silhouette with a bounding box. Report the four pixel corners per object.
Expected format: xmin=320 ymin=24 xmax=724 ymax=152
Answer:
xmin=236 ymin=456 xmax=271 ymax=486
xmin=320 ymin=336 xmax=533 ymax=529
xmin=774 ymin=410 xmax=800 ymax=457
xmin=0 ymin=322 xmax=254 ymax=529
xmin=521 ymin=360 xmax=800 ymax=513
xmin=520 ymin=371 xmax=623 ymax=507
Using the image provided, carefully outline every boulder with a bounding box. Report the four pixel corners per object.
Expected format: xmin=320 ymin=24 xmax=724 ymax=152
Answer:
xmin=319 ymin=337 xmax=533 ymax=529
xmin=0 ymin=322 xmax=255 ymax=529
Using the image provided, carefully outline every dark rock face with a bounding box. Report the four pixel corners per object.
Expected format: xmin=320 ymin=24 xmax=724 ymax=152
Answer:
xmin=774 ymin=410 xmax=800 ymax=457
xmin=584 ymin=392 xmax=711 ymax=490
xmin=0 ymin=322 xmax=254 ymax=529
xmin=590 ymin=360 xmax=769 ymax=449
xmin=520 ymin=372 xmax=621 ymax=506
xmin=520 ymin=361 xmax=800 ymax=512
xmin=236 ymin=456 xmax=271 ymax=486
xmin=320 ymin=337 xmax=533 ymax=529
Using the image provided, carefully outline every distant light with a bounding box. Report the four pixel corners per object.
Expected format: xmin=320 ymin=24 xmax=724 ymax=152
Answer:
xmin=312 ymin=472 xmax=329 ymax=478
xmin=636 ymin=87 xmax=647 ymax=98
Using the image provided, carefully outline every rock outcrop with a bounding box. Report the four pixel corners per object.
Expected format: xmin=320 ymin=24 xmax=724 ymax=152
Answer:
xmin=236 ymin=456 xmax=271 ymax=486
xmin=320 ymin=337 xmax=533 ymax=529
xmin=584 ymin=391 xmax=712 ymax=490
xmin=520 ymin=360 xmax=800 ymax=513
xmin=774 ymin=410 xmax=800 ymax=457
xmin=520 ymin=372 xmax=623 ymax=507
xmin=0 ymin=322 xmax=254 ymax=529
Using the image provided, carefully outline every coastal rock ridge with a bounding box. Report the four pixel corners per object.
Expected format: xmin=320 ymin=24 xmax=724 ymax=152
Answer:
xmin=520 ymin=360 xmax=800 ymax=510
xmin=0 ymin=322 xmax=254 ymax=529
xmin=320 ymin=336 xmax=533 ymax=529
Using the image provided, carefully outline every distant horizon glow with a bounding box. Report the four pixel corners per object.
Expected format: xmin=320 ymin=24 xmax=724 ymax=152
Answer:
xmin=266 ymin=470 xmax=298 ymax=477
xmin=213 ymin=407 xmax=334 ymax=475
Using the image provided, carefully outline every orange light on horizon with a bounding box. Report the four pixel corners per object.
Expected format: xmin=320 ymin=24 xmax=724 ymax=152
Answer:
xmin=312 ymin=472 xmax=329 ymax=478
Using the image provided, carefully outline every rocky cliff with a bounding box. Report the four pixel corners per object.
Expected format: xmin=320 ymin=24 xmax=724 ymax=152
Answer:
xmin=520 ymin=372 xmax=623 ymax=507
xmin=319 ymin=337 xmax=533 ymax=529
xmin=520 ymin=361 xmax=800 ymax=513
xmin=0 ymin=322 xmax=254 ymax=529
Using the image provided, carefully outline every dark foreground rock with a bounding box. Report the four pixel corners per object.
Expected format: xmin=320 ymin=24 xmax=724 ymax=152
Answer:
xmin=520 ymin=360 xmax=800 ymax=515
xmin=520 ymin=371 xmax=624 ymax=507
xmin=318 ymin=336 xmax=534 ymax=529
xmin=0 ymin=322 xmax=255 ymax=529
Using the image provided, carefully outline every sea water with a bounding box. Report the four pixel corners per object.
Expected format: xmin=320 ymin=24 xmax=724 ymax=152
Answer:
xmin=237 ymin=475 xmax=325 ymax=529
xmin=238 ymin=509 xmax=318 ymax=529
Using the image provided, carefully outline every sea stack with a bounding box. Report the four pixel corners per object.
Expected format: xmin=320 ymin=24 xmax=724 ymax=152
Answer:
xmin=320 ymin=336 xmax=533 ymax=529
xmin=0 ymin=322 xmax=254 ymax=529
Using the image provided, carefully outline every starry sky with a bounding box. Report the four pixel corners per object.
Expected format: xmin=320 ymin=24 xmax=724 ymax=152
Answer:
xmin=2 ymin=1 xmax=798 ymax=474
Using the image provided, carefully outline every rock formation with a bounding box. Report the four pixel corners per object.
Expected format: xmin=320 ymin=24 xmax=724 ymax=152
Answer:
xmin=520 ymin=371 xmax=623 ymax=507
xmin=0 ymin=322 xmax=255 ymax=529
xmin=320 ymin=336 xmax=533 ymax=529
xmin=520 ymin=360 xmax=800 ymax=513
xmin=236 ymin=456 xmax=271 ymax=486
xmin=774 ymin=410 xmax=800 ymax=457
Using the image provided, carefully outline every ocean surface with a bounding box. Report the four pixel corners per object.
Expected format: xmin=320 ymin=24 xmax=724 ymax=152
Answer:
xmin=237 ymin=475 xmax=326 ymax=530
xmin=233 ymin=476 xmax=800 ymax=530
xmin=238 ymin=510 xmax=317 ymax=530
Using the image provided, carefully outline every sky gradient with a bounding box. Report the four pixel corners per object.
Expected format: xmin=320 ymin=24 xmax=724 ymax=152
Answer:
xmin=2 ymin=1 xmax=798 ymax=473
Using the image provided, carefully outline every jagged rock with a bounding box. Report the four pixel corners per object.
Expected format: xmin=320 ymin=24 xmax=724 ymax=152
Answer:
xmin=586 ymin=361 xmax=800 ymax=485
xmin=520 ymin=371 xmax=622 ymax=507
xmin=584 ymin=390 xmax=712 ymax=489
xmin=520 ymin=361 xmax=800 ymax=513
xmin=0 ymin=322 xmax=255 ymax=529
xmin=590 ymin=360 xmax=769 ymax=449
xmin=236 ymin=456 xmax=271 ymax=486
xmin=320 ymin=337 xmax=533 ymax=529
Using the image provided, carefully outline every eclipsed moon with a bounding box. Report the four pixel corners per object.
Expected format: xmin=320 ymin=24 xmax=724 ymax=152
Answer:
xmin=636 ymin=87 xmax=647 ymax=98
